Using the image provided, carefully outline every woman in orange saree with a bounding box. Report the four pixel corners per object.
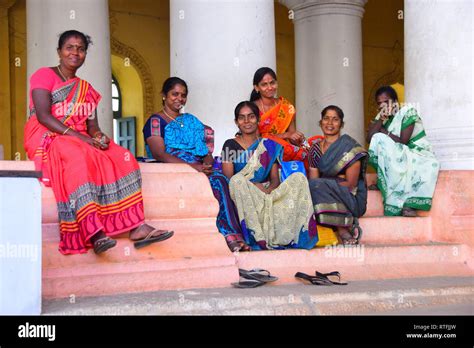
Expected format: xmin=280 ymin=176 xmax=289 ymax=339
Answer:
xmin=250 ymin=67 xmax=309 ymax=164
xmin=24 ymin=30 xmax=173 ymax=255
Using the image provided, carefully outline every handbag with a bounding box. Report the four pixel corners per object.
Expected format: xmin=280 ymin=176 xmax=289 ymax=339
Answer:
xmin=279 ymin=159 xmax=306 ymax=181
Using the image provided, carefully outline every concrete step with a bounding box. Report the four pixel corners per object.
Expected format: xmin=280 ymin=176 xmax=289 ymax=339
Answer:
xmin=43 ymin=214 xmax=433 ymax=246
xmin=41 ymin=276 xmax=474 ymax=315
xmin=235 ymin=243 xmax=473 ymax=283
xmin=359 ymin=216 xmax=432 ymax=244
xmin=42 ymin=241 xmax=473 ymax=299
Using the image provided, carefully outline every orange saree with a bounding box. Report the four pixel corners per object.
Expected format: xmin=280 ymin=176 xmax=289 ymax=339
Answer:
xmin=24 ymin=67 xmax=145 ymax=254
xmin=258 ymin=97 xmax=308 ymax=163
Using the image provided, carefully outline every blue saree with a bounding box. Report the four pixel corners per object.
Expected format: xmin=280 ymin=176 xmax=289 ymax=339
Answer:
xmin=162 ymin=113 xmax=244 ymax=242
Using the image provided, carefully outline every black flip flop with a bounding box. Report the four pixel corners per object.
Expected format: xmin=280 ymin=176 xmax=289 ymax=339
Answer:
xmin=294 ymin=272 xmax=332 ymax=286
xmin=315 ymin=271 xmax=348 ymax=285
xmin=239 ymin=268 xmax=279 ymax=283
xmin=231 ymin=277 xmax=265 ymax=289
xmin=93 ymin=237 xmax=117 ymax=254
xmin=133 ymin=230 xmax=174 ymax=249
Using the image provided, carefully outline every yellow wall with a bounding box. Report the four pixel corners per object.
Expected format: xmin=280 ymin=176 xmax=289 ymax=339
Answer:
xmin=111 ymin=54 xmax=144 ymax=156
xmin=109 ymin=0 xmax=170 ymax=156
xmin=362 ymin=0 xmax=404 ymax=129
xmin=0 ymin=0 xmax=26 ymax=160
xmin=275 ymin=1 xmax=295 ymax=105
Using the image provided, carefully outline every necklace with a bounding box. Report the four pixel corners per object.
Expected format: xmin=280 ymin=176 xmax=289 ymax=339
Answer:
xmin=162 ymin=108 xmax=184 ymax=128
xmin=57 ymin=65 xmax=72 ymax=81
xmin=259 ymin=98 xmax=277 ymax=113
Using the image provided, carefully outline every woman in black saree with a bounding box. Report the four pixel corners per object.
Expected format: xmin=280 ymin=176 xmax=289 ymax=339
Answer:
xmin=308 ymin=105 xmax=368 ymax=245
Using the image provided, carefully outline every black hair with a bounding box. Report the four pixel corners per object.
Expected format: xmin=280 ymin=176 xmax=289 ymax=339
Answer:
xmin=161 ymin=77 xmax=188 ymax=105
xmin=58 ymin=30 xmax=92 ymax=51
xmin=375 ymin=85 xmax=399 ymax=102
xmin=234 ymin=101 xmax=260 ymax=122
xmin=321 ymin=105 xmax=344 ymax=121
xmin=250 ymin=67 xmax=277 ymax=102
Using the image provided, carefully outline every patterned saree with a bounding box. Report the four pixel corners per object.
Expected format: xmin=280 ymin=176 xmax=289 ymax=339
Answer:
xmin=229 ymin=138 xmax=318 ymax=250
xmin=309 ymin=135 xmax=368 ymax=227
xmin=368 ymin=106 xmax=440 ymax=215
xmin=163 ymin=113 xmax=244 ymax=240
xmin=24 ymin=68 xmax=144 ymax=254
xmin=258 ymin=97 xmax=308 ymax=163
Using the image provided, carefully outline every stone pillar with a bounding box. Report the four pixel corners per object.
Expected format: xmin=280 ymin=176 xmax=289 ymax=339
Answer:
xmin=170 ymin=0 xmax=276 ymax=153
xmin=405 ymin=0 xmax=473 ymax=170
xmin=281 ymin=0 xmax=367 ymax=144
xmin=26 ymin=0 xmax=113 ymax=135
xmin=0 ymin=0 xmax=15 ymax=160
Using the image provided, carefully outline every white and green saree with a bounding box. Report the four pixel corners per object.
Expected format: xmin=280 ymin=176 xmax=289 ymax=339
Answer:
xmin=368 ymin=106 xmax=440 ymax=216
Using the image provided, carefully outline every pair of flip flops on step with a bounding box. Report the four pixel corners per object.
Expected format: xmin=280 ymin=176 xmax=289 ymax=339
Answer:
xmin=232 ymin=269 xmax=279 ymax=288
xmin=295 ymin=271 xmax=348 ymax=286
xmin=93 ymin=229 xmax=174 ymax=254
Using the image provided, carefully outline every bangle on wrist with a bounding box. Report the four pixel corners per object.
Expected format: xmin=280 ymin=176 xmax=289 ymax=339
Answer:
xmin=62 ymin=127 xmax=71 ymax=135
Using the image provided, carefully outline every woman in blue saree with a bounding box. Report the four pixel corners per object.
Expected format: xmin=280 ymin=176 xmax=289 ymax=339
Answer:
xmin=222 ymin=101 xmax=318 ymax=250
xmin=308 ymin=105 xmax=368 ymax=245
xmin=143 ymin=77 xmax=248 ymax=252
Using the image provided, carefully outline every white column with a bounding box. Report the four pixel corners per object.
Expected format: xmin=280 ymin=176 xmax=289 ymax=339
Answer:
xmin=26 ymin=0 xmax=113 ymax=135
xmin=281 ymin=0 xmax=366 ymax=145
xmin=170 ymin=0 xmax=276 ymax=153
xmin=405 ymin=0 xmax=473 ymax=170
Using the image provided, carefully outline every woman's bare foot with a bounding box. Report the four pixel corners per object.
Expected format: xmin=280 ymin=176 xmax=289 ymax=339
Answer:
xmin=337 ymin=227 xmax=358 ymax=245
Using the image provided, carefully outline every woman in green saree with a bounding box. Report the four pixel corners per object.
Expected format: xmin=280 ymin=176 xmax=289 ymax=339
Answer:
xmin=366 ymin=86 xmax=440 ymax=217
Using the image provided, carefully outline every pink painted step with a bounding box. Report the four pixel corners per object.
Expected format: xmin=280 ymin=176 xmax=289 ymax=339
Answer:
xmin=236 ymin=243 xmax=473 ymax=284
xmin=42 ymin=223 xmax=239 ymax=299
xmin=359 ymin=216 xmax=432 ymax=244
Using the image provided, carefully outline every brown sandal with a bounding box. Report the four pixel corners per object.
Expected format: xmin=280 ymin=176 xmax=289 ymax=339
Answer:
xmin=133 ymin=229 xmax=174 ymax=249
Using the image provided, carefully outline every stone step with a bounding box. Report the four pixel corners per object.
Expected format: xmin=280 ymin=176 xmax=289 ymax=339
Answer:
xmin=42 ymin=215 xmax=432 ymax=246
xmin=235 ymin=243 xmax=473 ymax=284
xmin=42 ymin=276 xmax=474 ymax=315
xmin=42 ymin=242 xmax=472 ymax=299
xmin=359 ymin=216 xmax=431 ymax=244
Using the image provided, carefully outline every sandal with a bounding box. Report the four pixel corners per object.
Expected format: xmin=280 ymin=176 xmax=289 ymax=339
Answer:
xmin=93 ymin=236 xmax=117 ymax=254
xmin=231 ymin=277 xmax=265 ymax=289
xmin=315 ymin=271 xmax=348 ymax=285
xmin=349 ymin=217 xmax=363 ymax=244
xmin=239 ymin=268 xmax=278 ymax=283
xmin=225 ymin=235 xmax=250 ymax=252
xmin=294 ymin=272 xmax=332 ymax=286
xmin=133 ymin=229 xmax=174 ymax=249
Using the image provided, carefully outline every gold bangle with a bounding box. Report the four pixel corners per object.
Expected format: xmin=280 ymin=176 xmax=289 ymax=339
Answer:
xmin=62 ymin=127 xmax=71 ymax=135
